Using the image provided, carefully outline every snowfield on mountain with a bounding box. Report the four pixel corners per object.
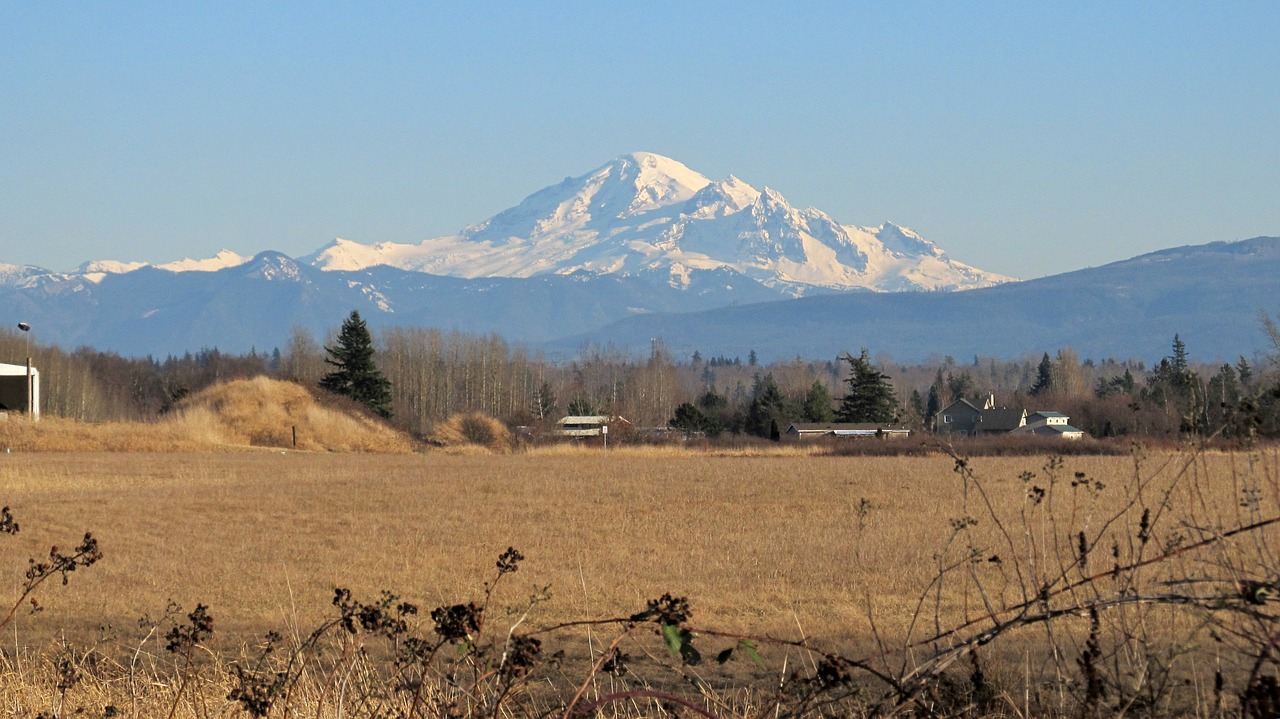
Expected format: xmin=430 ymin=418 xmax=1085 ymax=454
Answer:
xmin=302 ymin=152 xmax=1012 ymax=295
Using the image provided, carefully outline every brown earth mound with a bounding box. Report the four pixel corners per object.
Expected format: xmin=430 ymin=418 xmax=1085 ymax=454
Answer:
xmin=0 ymin=377 xmax=417 ymax=453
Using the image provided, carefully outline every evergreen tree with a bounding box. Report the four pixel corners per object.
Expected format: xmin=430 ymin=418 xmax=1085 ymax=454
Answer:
xmin=947 ymin=371 xmax=976 ymax=405
xmin=668 ymin=402 xmax=703 ymax=432
xmin=907 ymin=389 xmax=927 ymax=428
xmin=745 ymin=373 xmax=791 ymax=437
xmin=1171 ymin=334 xmax=1189 ymax=373
xmin=1206 ymin=363 xmax=1243 ymax=437
xmin=835 ymin=350 xmax=897 ymax=423
xmin=931 ymin=368 xmax=948 ymax=405
xmin=697 ymin=388 xmax=728 ymax=413
xmin=1145 ymin=335 xmax=1205 ymax=435
xmin=532 ymin=381 xmax=557 ymax=420
xmin=668 ymin=402 xmax=722 ymax=437
xmin=1029 ymin=352 xmax=1053 ymax=396
xmin=1095 ymin=368 xmax=1137 ymax=399
xmin=801 ymin=380 xmax=835 ymax=422
xmin=319 ymin=311 xmax=393 ymax=418
xmin=695 ymin=388 xmax=731 ymax=434
xmin=925 ymin=382 xmax=941 ymax=425
xmin=1237 ymin=356 xmax=1253 ymax=386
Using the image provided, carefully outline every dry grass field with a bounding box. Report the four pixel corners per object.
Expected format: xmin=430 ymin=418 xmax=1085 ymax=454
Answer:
xmin=2 ymin=376 xmax=1278 ymax=717
xmin=2 ymin=441 xmax=1279 ymax=717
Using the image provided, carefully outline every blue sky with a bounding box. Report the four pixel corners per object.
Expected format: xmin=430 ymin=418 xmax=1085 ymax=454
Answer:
xmin=3 ymin=2 xmax=1277 ymax=279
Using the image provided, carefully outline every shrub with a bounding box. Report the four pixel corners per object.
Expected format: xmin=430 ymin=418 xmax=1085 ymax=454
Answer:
xmin=432 ymin=413 xmax=512 ymax=452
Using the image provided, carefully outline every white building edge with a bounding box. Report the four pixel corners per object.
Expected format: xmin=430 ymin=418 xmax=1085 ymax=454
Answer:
xmin=0 ymin=363 xmax=40 ymax=419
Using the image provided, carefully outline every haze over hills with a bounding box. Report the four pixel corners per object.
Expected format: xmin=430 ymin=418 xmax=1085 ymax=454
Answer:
xmin=549 ymin=237 xmax=1280 ymax=363
xmin=2 ymin=236 xmax=1277 ymax=363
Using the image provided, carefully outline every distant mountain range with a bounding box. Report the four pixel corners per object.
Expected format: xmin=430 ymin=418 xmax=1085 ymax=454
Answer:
xmin=548 ymin=236 xmax=1280 ymax=363
xmin=1 ymin=153 xmax=1275 ymax=363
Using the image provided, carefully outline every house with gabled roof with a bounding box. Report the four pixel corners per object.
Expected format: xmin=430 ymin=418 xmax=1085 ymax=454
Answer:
xmin=935 ymin=399 xmax=1086 ymax=440
xmin=934 ymin=397 xmax=1026 ymax=436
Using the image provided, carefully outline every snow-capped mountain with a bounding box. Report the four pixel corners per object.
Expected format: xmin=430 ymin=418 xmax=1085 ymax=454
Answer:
xmin=157 ymin=249 xmax=251 ymax=273
xmin=0 ymin=262 xmax=49 ymax=287
xmin=304 ymin=152 xmax=1012 ymax=294
xmin=75 ymin=250 xmax=251 ymax=283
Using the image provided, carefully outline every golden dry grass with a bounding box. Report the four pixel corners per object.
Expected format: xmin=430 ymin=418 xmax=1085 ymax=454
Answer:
xmin=0 ymin=377 xmax=416 ymax=453
xmin=1 ymin=444 xmax=1278 ymax=716
xmin=0 ymin=447 xmax=1271 ymax=643
xmin=430 ymin=412 xmax=513 ymax=452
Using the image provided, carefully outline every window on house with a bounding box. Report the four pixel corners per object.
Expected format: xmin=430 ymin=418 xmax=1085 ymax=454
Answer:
xmin=943 ymin=414 xmax=952 ymax=423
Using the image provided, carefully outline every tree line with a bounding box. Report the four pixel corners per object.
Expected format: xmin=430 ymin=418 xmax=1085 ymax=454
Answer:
xmin=4 ymin=311 xmax=1280 ymax=442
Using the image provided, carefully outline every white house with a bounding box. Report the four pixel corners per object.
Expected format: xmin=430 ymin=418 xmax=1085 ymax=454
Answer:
xmin=1014 ymin=411 xmax=1085 ymax=440
xmin=0 ymin=362 xmax=39 ymax=419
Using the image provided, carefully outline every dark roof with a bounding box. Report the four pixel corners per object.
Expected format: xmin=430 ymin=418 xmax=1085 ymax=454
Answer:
xmin=939 ymin=398 xmax=981 ymax=414
xmin=787 ymin=423 xmax=909 ymax=432
xmin=978 ymin=408 xmax=1026 ymax=431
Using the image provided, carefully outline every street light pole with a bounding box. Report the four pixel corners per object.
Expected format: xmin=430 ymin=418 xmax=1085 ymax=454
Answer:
xmin=17 ymin=323 xmax=31 ymax=417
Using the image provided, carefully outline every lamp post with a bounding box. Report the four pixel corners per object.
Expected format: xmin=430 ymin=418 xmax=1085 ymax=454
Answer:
xmin=17 ymin=323 xmax=31 ymax=416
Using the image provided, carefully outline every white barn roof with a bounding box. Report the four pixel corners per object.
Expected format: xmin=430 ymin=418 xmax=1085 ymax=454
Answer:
xmin=0 ymin=362 xmax=39 ymax=376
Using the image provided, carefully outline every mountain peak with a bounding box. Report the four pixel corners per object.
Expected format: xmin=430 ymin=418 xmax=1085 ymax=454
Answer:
xmin=158 ymin=249 xmax=250 ymax=273
xmin=590 ymin=152 xmax=711 ymax=217
xmin=78 ymin=259 xmax=148 ymax=275
xmin=610 ymin=151 xmax=704 ymax=180
xmin=690 ymin=175 xmax=761 ymax=215
xmin=312 ymin=153 xmax=1011 ymax=293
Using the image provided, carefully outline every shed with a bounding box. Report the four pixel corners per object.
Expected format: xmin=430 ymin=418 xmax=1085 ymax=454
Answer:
xmin=0 ymin=362 xmax=39 ymax=419
xmin=556 ymin=415 xmax=630 ymax=437
xmin=786 ymin=422 xmax=911 ymax=440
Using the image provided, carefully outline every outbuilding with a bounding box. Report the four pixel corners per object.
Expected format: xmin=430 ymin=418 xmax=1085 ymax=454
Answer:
xmin=0 ymin=362 xmax=40 ymax=419
xmin=556 ymin=415 xmax=630 ymax=437
xmin=785 ymin=422 xmax=911 ymax=440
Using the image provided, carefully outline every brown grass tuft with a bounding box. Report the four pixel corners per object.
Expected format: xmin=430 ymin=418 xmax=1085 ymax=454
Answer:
xmin=431 ymin=412 xmax=512 ymax=452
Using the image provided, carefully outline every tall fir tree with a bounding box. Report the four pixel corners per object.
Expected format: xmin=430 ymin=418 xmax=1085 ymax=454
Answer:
xmin=835 ymin=349 xmax=897 ymax=423
xmin=319 ymin=311 xmax=394 ymax=418
xmin=906 ymin=389 xmax=927 ymax=428
xmin=801 ymin=380 xmax=835 ymax=422
xmin=1029 ymin=352 xmax=1053 ymax=396
xmin=925 ymin=382 xmax=941 ymax=425
xmin=745 ymin=373 xmax=791 ymax=437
